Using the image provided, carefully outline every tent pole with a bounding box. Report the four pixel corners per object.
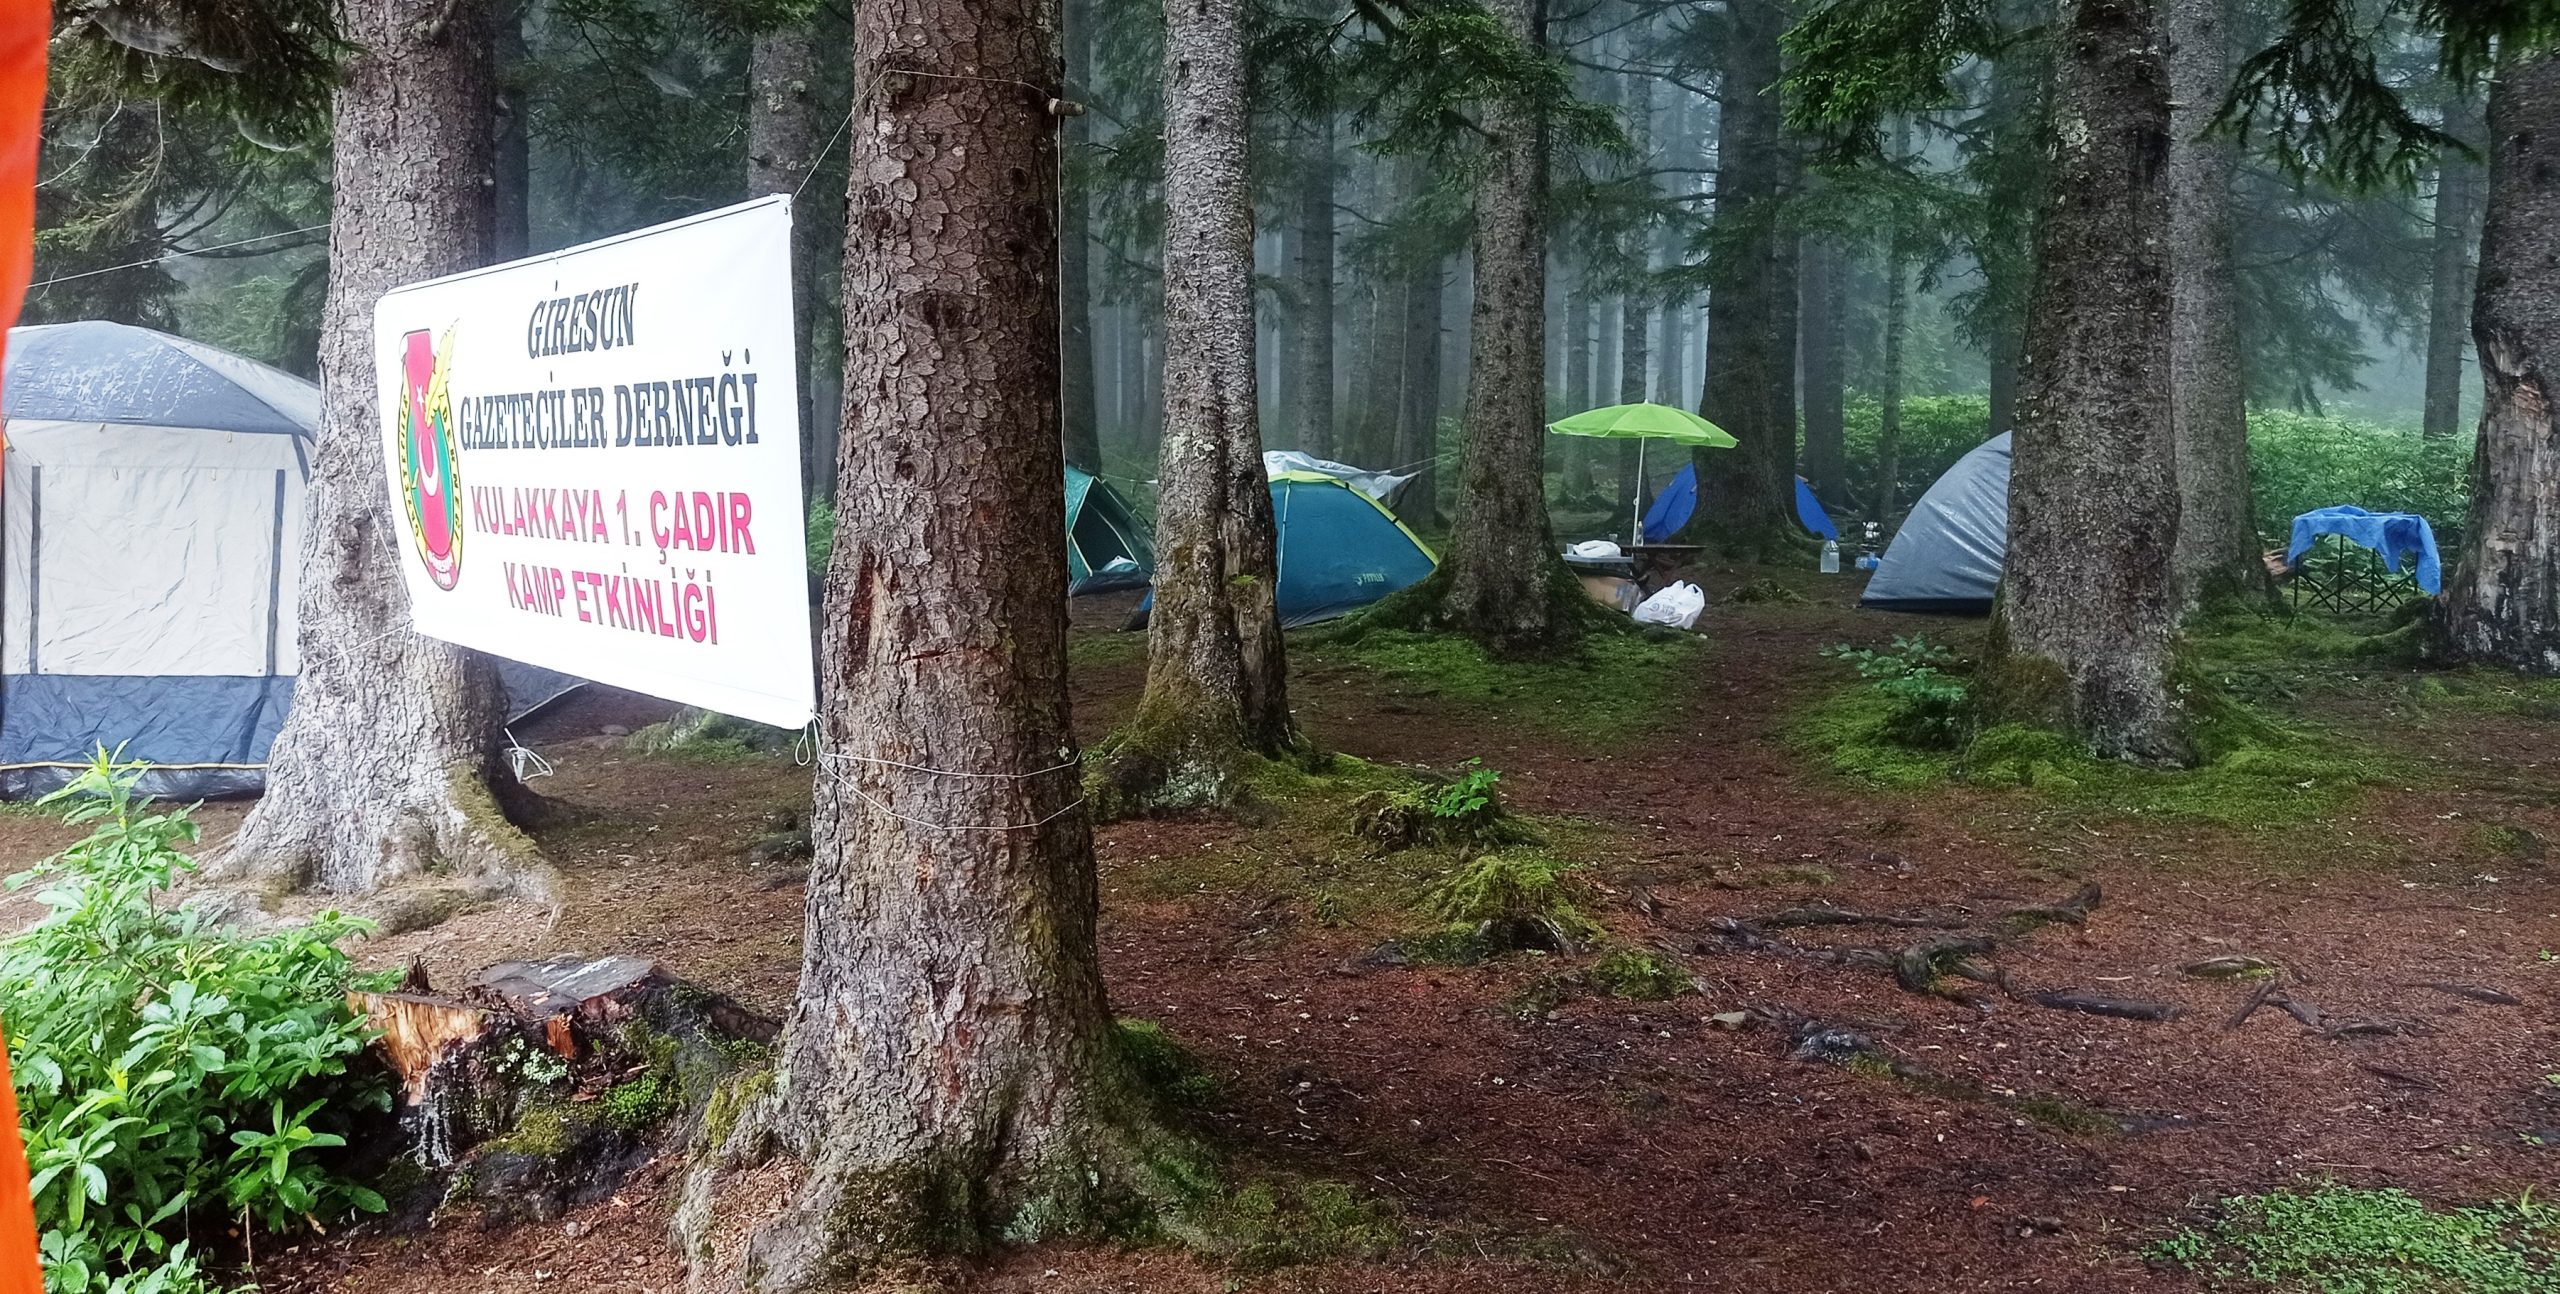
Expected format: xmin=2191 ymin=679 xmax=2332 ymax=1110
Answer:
xmin=1631 ymin=438 xmax=1645 ymax=547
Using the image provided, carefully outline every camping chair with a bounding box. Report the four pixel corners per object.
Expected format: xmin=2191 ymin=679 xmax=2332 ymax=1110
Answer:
xmin=2284 ymin=535 xmax=2423 ymax=617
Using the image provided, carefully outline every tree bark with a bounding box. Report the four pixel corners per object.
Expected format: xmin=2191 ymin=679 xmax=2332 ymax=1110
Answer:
xmin=1291 ymin=114 xmax=1337 ymax=458
xmin=2165 ymin=0 xmax=2259 ymax=607
xmin=2439 ymin=50 xmax=2560 ymax=672
xmin=1061 ymin=0 xmax=1103 ymax=470
xmin=1800 ymin=234 xmax=1845 ymax=497
xmin=1982 ymin=0 xmax=2188 ymax=762
xmin=215 ymin=0 xmax=545 ymax=899
xmin=1397 ymin=253 xmax=1446 ymax=529
xmin=677 ymin=0 xmax=1196 ymax=1277
xmin=1382 ymin=0 xmax=1579 ymax=654
xmin=1101 ymin=0 xmax=1296 ymax=810
xmin=1693 ymin=0 xmax=1796 ymax=552
xmin=2423 ymin=88 xmax=2483 ymax=442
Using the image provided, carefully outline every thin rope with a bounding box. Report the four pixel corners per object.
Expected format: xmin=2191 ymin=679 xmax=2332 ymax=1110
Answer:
xmin=796 ymin=65 xmax=1067 ymax=202
xmin=503 ymin=728 xmax=554 ymax=783
xmin=794 ymin=104 xmax=855 ymax=201
xmin=809 ymin=736 xmax=1084 ymax=832
xmin=27 ymin=223 xmax=331 ymax=291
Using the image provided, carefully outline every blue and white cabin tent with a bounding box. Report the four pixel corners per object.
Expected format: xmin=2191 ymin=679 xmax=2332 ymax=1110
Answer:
xmin=0 ymin=322 xmax=317 ymax=798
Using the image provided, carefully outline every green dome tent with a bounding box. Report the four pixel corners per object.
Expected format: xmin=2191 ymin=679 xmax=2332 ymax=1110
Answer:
xmin=1065 ymin=466 xmax=1153 ymax=594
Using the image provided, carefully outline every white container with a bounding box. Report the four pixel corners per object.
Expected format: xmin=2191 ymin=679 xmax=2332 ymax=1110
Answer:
xmin=1820 ymin=539 xmax=1841 ymax=574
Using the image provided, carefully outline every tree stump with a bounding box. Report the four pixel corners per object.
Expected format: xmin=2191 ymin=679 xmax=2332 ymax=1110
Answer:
xmin=352 ymin=954 xmax=776 ymax=1225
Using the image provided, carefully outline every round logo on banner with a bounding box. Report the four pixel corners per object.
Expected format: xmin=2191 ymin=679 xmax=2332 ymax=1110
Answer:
xmin=397 ymin=326 xmax=465 ymax=590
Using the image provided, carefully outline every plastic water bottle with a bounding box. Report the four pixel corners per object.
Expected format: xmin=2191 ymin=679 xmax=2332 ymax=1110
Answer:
xmin=1820 ymin=539 xmax=1840 ymax=574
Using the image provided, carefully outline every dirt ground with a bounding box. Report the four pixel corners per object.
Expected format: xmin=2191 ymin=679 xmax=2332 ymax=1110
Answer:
xmin=18 ymin=565 xmax=2556 ymax=1294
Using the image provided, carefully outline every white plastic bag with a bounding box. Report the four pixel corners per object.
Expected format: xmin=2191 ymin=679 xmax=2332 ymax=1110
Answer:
xmin=1565 ymin=539 xmax=1625 ymax=560
xmin=1631 ymin=580 xmax=1705 ymax=630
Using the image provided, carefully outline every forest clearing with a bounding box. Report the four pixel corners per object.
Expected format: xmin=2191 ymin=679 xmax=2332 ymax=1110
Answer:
xmin=7 ymin=0 xmax=2560 ymax=1290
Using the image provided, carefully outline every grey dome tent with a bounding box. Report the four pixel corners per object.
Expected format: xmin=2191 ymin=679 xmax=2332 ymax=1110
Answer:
xmin=1860 ymin=432 xmax=2010 ymax=614
xmin=0 ymin=322 xmax=574 ymax=799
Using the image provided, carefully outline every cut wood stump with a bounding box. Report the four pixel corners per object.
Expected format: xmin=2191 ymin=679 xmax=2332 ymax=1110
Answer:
xmin=351 ymin=954 xmax=777 ymax=1226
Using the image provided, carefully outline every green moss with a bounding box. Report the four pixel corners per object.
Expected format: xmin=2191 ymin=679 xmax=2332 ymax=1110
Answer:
xmin=1066 ymin=632 xmax=1147 ymax=669
xmin=1415 ymin=852 xmax=1605 ymax=952
xmin=1295 ymin=627 xmax=1704 ymax=745
xmin=1211 ymin=1178 xmax=1402 ymax=1272
xmin=1114 ymin=1019 xmax=1221 ymax=1109
xmin=1589 ymin=946 xmax=1691 ymax=1001
xmin=2145 ymin=1185 xmax=2559 ymax=1293
xmin=696 ymin=1066 xmax=773 ymax=1153
xmin=484 ymin=1095 xmax=588 ymax=1158
xmin=1725 ymin=577 xmax=1806 ymax=605
xmin=625 ymin=710 xmax=789 ymax=763
xmin=2011 ymin=1093 xmax=2124 ymax=1137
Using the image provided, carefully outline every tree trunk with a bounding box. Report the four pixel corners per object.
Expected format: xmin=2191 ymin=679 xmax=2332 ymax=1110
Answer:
xmin=1800 ymin=234 xmax=1845 ymax=497
xmin=1398 ymin=253 xmax=1446 ymax=529
xmin=1982 ymin=0 xmax=2188 ymax=763
xmin=1101 ymin=0 xmax=1296 ymax=811
xmin=1876 ymin=237 xmax=1907 ymax=523
xmin=677 ymin=0 xmax=1196 ymax=1277
xmin=2423 ymin=88 xmax=2483 ymax=442
xmin=1292 ymin=114 xmax=1337 ymax=458
xmin=1693 ymin=0 xmax=1795 ymax=552
xmin=1383 ymin=0 xmax=1578 ymax=654
xmin=215 ymin=0 xmax=546 ymax=899
xmin=2439 ymin=50 xmax=2560 ymax=672
xmin=492 ymin=0 xmax=529 ymax=262
xmin=2165 ymin=0 xmax=2259 ymax=607
xmin=745 ymin=22 xmax=829 ymax=497
xmin=1988 ymin=336 xmax=2020 ymax=434
xmin=1060 ymin=0 xmax=1102 ymax=471
xmin=1564 ymin=281 xmax=1593 ymax=492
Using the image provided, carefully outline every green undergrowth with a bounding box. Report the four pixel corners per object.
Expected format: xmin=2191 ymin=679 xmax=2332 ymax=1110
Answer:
xmin=1296 ymin=627 xmax=1705 ymax=745
xmin=2146 ymin=1184 xmax=2557 ymax=1293
xmin=1796 ymin=616 xmax=2419 ymax=833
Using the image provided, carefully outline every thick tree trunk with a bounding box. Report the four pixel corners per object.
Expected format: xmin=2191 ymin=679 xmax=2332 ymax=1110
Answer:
xmin=1386 ymin=0 xmax=1578 ymax=654
xmin=1800 ymin=234 xmax=1845 ymax=497
xmin=2439 ymin=51 xmax=2560 ymax=672
xmin=1982 ymin=0 xmax=2188 ymax=763
xmin=677 ymin=0 xmax=1195 ymax=1278
xmin=2423 ymin=89 xmax=2483 ymax=442
xmin=1397 ymin=253 xmax=1446 ymax=529
xmin=1061 ymin=0 xmax=1102 ymax=470
xmin=215 ymin=0 xmax=544 ymax=899
xmin=2165 ymin=0 xmax=2259 ymax=607
xmin=1693 ymin=0 xmax=1795 ymax=552
xmin=1292 ymin=114 xmax=1338 ymax=458
xmin=1988 ymin=336 xmax=2020 ymax=433
xmin=1101 ymin=0 xmax=1296 ymax=810
xmin=745 ymin=22 xmax=830 ymax=496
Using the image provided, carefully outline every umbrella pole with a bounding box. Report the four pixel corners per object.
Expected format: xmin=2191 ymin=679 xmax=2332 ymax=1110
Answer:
xmin=1631 ymin=438 xmax=1646 ymax=548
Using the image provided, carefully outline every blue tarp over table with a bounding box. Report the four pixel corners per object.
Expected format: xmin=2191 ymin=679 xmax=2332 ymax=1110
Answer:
xmin=2285 ymin=506 xmax=2443 ymax=596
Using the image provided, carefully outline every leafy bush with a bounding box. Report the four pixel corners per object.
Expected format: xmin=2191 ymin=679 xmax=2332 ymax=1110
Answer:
xmin=1821 ymin=635 xmax=1970 ymax=748
xmin=1349 ymin=759 xmax=1523 ymax=851
xmin=2247 ymin=410 xmax=2472 ymax=546
xmin=1837 ymin=394 xmax=1994 ymax=524
xmin=2145 ymin=1185 xmax=2556 ymax=1293
xmin=1429 ymin=758 xmax=1500 ymax=820
xmin=3 ymin=755 xmax=389 ymax=1294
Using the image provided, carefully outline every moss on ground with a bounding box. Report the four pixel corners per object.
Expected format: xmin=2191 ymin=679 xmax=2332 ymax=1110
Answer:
xmin=1414 ymin=852 xmax=1605 ymax=952
xmin=1115 ymin=1019 xmax=1221 ymax=1109
xmin=1295 ymin=627 xmax=1704 ymax=745
xmin=1588 ymin=946 xmax=1691 ymax=1001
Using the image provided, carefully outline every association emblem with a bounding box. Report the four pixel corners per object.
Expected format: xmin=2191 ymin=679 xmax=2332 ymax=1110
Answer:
xmin=397 ymin=327 xmax=465 ymax=590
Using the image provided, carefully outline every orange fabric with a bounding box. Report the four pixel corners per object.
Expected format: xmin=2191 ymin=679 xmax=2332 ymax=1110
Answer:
xmin=0 ymin=1 xmax=44 ymax=1292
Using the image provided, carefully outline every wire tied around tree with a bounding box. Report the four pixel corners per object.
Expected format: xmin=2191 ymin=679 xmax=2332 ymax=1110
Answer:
xmin=812 ymin=740 xmax=1086 ymax=832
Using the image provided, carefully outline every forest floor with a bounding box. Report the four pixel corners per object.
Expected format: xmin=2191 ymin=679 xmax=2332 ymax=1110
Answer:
xmin=10 ymin=563 xmax=2557 ymax=1294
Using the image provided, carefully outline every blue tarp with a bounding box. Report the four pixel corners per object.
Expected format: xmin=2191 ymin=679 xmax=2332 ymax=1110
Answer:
xmin=1795 ymin=477 xmax=1839 ymax=541
xmin=1642 ymin=463 xmax=1697 ymax=544
xmin=2286 ymin=506 xmax=2443 ymax=595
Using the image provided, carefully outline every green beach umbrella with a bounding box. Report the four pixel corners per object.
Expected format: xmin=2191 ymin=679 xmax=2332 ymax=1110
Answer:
xmin=1547 ymin=403 xmax=1736 ymax=545
xmin=1547 ymin=401 xmax=1737 ymax=448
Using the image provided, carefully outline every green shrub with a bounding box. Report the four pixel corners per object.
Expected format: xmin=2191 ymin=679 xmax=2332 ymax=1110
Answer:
xmin=2146 ymin=1184 xmax=2556 ymax=1293
xmin=1838 ymin=394 xmax=1994 ymax=524
xmin=2 ymin=754 xmax=390 ymax=1294
xmin=805 ymin=500 xmax=835 ymax=574
xmin=1821 ymin=635 xmax=1970 ymax=748
xmin=2246 ymin=410 xmax=2472 ymax=545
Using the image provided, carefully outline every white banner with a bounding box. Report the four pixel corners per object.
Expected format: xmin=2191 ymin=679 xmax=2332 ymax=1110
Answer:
xmin=374 ymin=196 xmax=816 ymax=729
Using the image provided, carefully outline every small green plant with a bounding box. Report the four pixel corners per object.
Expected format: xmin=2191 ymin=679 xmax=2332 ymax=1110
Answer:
xmin=1430 ymin=758 xmax=1501 ymax=819
xmin=2144 ymin=1184 xmax=2557 ymax=1293
xmin=3 ymin=752 xmax=390 ymax=1294
xmin=601 ymin=1073 xmax=677 ymax=1132
xmin=1822 ymin=635 xmax=1971 ymax=748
